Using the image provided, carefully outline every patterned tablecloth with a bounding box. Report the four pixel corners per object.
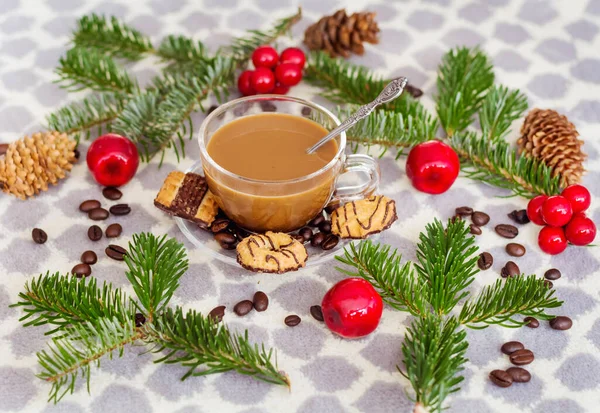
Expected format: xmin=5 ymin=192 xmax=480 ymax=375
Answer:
xmin=1 ymin=0 xmax=600 ymax=412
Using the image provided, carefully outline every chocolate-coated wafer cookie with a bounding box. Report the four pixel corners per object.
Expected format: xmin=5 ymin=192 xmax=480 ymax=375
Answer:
xmin=331 ymin=195 xmax=397 ymax=239
xmin=236 ymin=231 xmax=308 ymax=274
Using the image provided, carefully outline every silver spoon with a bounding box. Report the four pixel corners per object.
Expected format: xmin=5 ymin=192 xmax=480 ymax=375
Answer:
xmin=306 ymin=76 xmax=409 ymax=154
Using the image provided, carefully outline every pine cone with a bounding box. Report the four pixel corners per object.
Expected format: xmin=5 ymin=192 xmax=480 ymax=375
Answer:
xmin=518 ymin=109 xmax=586 ymax=187
xmin=0 ymin=131 xmax=77 ymax=200
xmin=304 ymin=9 xmax=380 ymax=58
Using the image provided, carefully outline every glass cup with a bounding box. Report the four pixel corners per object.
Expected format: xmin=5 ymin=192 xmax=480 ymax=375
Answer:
xmin=199 ymin=95 xmax=380 ymax=233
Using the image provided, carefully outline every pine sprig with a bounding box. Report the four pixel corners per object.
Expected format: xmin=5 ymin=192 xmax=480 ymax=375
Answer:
xmin=459 ymin=276 xmax=562 ymax=328
xmin=479 ymin=85 xmax=528 ymax=142
xmin=158 ymin=34 xmax=208 ymax=63
xmin=151 ymin=307 xmax=290 ymax=387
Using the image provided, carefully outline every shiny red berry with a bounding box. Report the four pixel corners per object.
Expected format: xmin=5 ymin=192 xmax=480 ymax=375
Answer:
xmin=527 ymin=195 xmax=548 ymax=225
xmin=274 ymin=63 xmax=302 ymax=87
xmin=280 ymin=47 xmax=306 ymax=68
xmin=405 ymin=140 xmax=460 ymax=194
xmin=86 ymin=134 xmax=139 ymax=187
xmin=561 ymin=184 xmax=591 ymax=213
xmin=541 ymin=195 xmax=573 ymax=227
xmin=565 ymin=213 xmax=596 ymax=246
xmin=538 ymin=226 xmax=568 ymax=255
xmin=237 ymin=70 xmax=255 ymax=96
xmin=251 ymin=45 xmax=279 ymax=69
xmin=250 ymin=67 xmax=275 ymax=94
xmin=272 ymin=82 xmax=290 ymax=95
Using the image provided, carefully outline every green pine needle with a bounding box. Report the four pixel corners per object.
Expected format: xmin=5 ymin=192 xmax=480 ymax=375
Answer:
xmin=158 ymin=34 xmax=208 ymax=63
xmin=479 ymin=85 xmax=528 ymax=142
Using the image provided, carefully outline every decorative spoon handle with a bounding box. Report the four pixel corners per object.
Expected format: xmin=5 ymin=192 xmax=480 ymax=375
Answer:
xmin=306 ymin=76 xmax=408 ymax=154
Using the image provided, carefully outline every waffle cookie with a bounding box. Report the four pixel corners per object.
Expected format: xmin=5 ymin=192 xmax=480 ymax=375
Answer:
xmin=236 ymin=231 xmax=308 ymax=273
xmin=331 ymin=195 xmax=397 ymax=239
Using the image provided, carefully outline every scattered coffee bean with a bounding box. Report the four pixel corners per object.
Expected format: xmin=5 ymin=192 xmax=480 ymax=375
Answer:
xmin=219 ymin=242 xmax=237 ymax=250
xmin=299 ymin=227 xmax=313 ymax=242
xmin=32 ymin=228 xmax=48 ymax=244
xmin=259 ymin=101 xmax=277 ymax=112
xmin=207 ymin=105 xmax=219 ymax=115
xmin=208 ymin=305 xmax=226 ymax=322
xmin=509 ymin=349 xmax=534 ymax=366
xmin=501 ymin=261 xmax=520 ymax=278
xmin=88 ymin=207 xmax=109 ymax=220
xmin=79 ymin=199 xmax=101 ymax=212
xmin=544 ymin=280 xmax=554 ymax=289
xmin=102 ymin=187 xmax=122 ymax=200
xmin=544 ymin=268 xmax=561 ymax=280
xmin=470 ymin=224 xmax=482 ymax=235
xmin=88 ymin=225 xmax=103 ymax=241
xmin=72 ymin=263 xmax=92 ymax=278
xmin=109 ymin=204 xmax=131 ymax=216
xmin=105 ymin=244 xmax=127 ymax=261
xmin=284 ymin=315 xmax=301 ymax=327
xmin=506 ymin=367 xmax=531 ymax=383
xmin=231 ymin=225 xmax=249 ymax=241
xmin=253 ymin=291 xmax=269 ymax=312
xmin=211 ymin=217 xmax=230 ymax=233
xmin=311 ymin=232 xmax=326 ymax=248
xmin=215 ymin=232 xmax=237 ymax=247
xmin=508 ymin=209 xmax=530 ymax=225
xmin=477 ymin=252 xmax=493 ymax=270
xmin=455 ymin=206 xmax=473 ymax=216
xmin=293 ymin=234 xmax=306 ymax=243
xmin=301 ymin=106 xmax=312 ymax=117
xmin=471 ymin=211 xmax=490 ymax=226
xmin=310 ymin=305 xmax=324 ymax=322
xmin=309 ymin=214 xmax=325 ymax=227
xmin=405 ymin=84 xmax=424 ymax=98
xmin=135 ymin=313 xmax=146 ymax=327
xmin=489 ymin=370 xmax=513 ymax=388
xmin=319 ymin=220 xmax=332 ymax=233
xmin=0 ymin=143 xmax=8 ymax=156
xmin=325 ymin=201 xmax=340 ymax=214
xmin=501 ymin=341 xmax=525 ymax=355
xmin=495 ymin=224 xmax=519 ymax=239
xmin=506 ymin=243 xmax=526 ymax=257
xmin=523 ymin=316 xmax=539 ymax=328
xmin=233 ymin=300 xmax=253 ymax=316
xmin=450 ymin=215 xmax=462 ymax=224
xmin=105 ymin=223 xmax=122 ymax=238
xmin=549 ymin=316 xmax=572 ymax=331
xmin=74 ymin=148 xmax=80 ymax=159
xmin=321 ymin=234 xmax=339 ymax=250
xmin=81 ymin=250 xmax=97 ymax=265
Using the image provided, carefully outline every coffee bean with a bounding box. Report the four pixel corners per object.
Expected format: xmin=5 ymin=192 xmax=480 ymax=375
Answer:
xmin=544 ymin=268 xmax=561 ymax=280
xmin=102 ymin=187 xmax=122 ymax=200
xmin=501 ymin=341 xmax=525 ymax=355
xmin=32 ymin=228 xmax=47 ymax=244
xmin=506 ymin=367 xmax=531 ymax=383
xmin=489 ymin=370 xmax=513 ymax=388
xmin=501 ymin=261 xmax=520 ymax=278
xmin=135 ymin=313 xmax=146 ymax=327
xmin=105 ymin=223 xmax=122 ymax=238
xmin=508 ymin=209 xmax=530 ymax=225
xmin=81 ymin=250 xmax=97 ymax=265
xmin=450 ymin=215 xmax=462 ymax=224
xmin=319 ymin=220 xmax=332 ymax=233
xmin=301 ymin=106 xmax=312 ymax=117
xmin=211 ymin=217 xmax=230 ymax=233
xmin=321 ymin=234 xmax=339 ymax=250
xmin=325 ymin=201 xmax=340 ymax=214
xmin=310 ymin=305 xmax=324 ymax=322
xmin=309 ymin=214 xmax=325 ymax=227
xmin=231 ymin=226 xmax=249 ymax=241
xmin=311 ymin=232 xmax=326 ymax=248
xmin=509 ymin=349 xmax=534 ymax=365
xmin=293 ymin=234 xmax=306 ymax=243
xmin=549 ymin=316 xmax=572 ymax=330
xmin=105 ymin=244 xmax=127 ymax=261
xmin=406 ymin=84 xmax=424 ymax=98
xmin=88 ymin=207 xmax=109 ymax=220
xmin=477 ymin=252 xmax=493 ymax=270
xmin=79 ymin=199 xmax=101 ymax=212
xmin=506 ymin=243 xmax=526 ymax=257
xmin=299 ymin=227 xmax=313 ymax=242
xmin=259 ymin=101 xmax=277 ymax=112
xmin=284 ymin=315 xmax=301 ymax=327
xmin=208 ymin=305 xmax=226 ymax=322
xmin=469 ymin=224 xmax=482 ymax=235
xmin=455 ymin=206 xmax=473 ymax=216
xmin=214 ymin=232 xmax=237 ymax=245
xmin=88 ymin=225 xmax=103 ymax=241
xmin=219 ymin=242 xmax=237 ymax=250
xmin=544 ymin=280 xmax=554 ymax=289
xmin=495 ymin=224 xmax=519 ymax=239
xmin=523 ymin=316 xmax=539 ymax=328
xmin=207 ymin=105 xmax=219 ymax=115
xmin=233 ymin=300 xmax=253 ymax=316
xmin=253 ymin=291 xmax=269 ymax=312
xmin=471 ymin=211 xmax=490 ymax=226
xmin=0 ymin=143 xmax=8 ymax=156
xmin=72 ymin=263 xmax=92 ymax=278
xmin=109 ymin=204 xmax=131 ymax=216
xmin=74 ymin=148 xmax=80 ymax=159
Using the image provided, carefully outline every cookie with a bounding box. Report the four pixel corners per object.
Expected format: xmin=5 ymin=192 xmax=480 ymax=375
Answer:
xmin=331 ymin=195 xmax=397 ymax=239
xmin=154 ymin=171 xmax=219 ymax=227
xmin=236 ymin=231 xmax=308 ymax=274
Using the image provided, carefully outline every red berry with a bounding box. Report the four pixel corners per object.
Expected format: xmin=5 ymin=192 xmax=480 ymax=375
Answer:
xmin=251 ymin=45 xmax=279 ymax=69
xmin=565 ymin=213 xmax=597 ymax=246
xmin=275 ymin=63 xmax=302 ymax=87
xmin=321 ymin=278 xmax=383 ymax=339
xmin=538 ymin=226 xmax=568 ymax=255
xmin=237 ymin=70 xmax=255 ymax=96
xmin=251 ymin=67 xmax=275 ymax=94
xmin=541 ymin=195 xmax=573 ymax=227
xmin=561 ymin=184 xmax=591 ymax=213
xmin=86 ymin=134 xmax=139 ymax=187
xmin=280 ymin=47 xmax=306 ymax=68
xmin=405 ymin=140 xmax=460 ymax=194
xmin=272 ymin=82 xmax=290 ymax=95
xmin=527 ymin=195 xmax=548 ymax=225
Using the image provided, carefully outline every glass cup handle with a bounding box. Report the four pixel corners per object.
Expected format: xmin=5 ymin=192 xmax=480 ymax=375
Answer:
xmin=331 ymin=154 xmax=381 ymax=204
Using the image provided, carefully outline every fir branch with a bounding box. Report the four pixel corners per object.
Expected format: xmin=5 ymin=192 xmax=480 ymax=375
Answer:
xmin=400 ymin=315 xmax=468 ymax=413
xmin=436 ymin=47 xmax=494 ymax=137
xmin=459 ymin=276 xmax=563 ymax=328
xmin=415 ymin=219 xmax=479 ymax=316
xmin=158 ymin=35 xmax=208 ymax=63
xmin=479 ymin=85 xmax=528 ymax=142
xmin=336 ymin=241 xmax=429 ymax=316
xmin=151 ymin=307 xmax=290 ymax=387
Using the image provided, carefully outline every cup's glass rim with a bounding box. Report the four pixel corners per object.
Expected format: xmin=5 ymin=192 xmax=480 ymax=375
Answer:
xmin=198 ymin=94 xmax=346 ymax=185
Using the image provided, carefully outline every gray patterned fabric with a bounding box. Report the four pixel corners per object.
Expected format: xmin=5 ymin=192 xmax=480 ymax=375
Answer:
xmin=1 ymin=0 xmax=600 ymax=412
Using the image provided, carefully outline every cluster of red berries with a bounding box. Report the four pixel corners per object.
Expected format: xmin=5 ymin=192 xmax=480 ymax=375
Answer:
xmin=237 ymin=46 xmax=306 ymax=96
xmin=527 ymin=184 xmax=596 ymax=254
